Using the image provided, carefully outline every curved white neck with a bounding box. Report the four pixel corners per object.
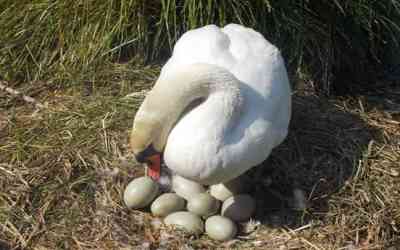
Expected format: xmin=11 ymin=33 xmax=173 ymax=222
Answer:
xmin=135 ymin=63 xmax=243 ymax=149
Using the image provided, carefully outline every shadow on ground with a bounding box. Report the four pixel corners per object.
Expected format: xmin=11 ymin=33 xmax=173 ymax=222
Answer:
xmin=247 ymin=93 xmax=377 ymax=228
xmin=0 ymin=240 xmax=11 ymax=250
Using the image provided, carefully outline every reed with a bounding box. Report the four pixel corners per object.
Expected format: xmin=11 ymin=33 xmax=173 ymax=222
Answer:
xmin=1 ymin=0 xmax=399 ymax=94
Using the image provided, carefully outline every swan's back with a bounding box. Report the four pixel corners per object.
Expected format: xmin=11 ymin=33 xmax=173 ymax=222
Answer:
xmin=161 ymin=24 xmax=291 ymax=184
xmin=162 ymin=23 xmax=291 ymax=141
xmin=161 ymin=24 xmax=289 ymax=98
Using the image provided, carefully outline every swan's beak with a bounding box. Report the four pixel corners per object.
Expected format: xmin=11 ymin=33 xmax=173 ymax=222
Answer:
xmin=145 ymin=154 xmax=161 ymax=181
xmin=134 ymin=144 xmax=161 ymax=181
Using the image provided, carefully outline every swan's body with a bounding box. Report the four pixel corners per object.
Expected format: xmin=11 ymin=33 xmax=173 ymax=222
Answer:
xmin=130 ymin=24 xmax=291 ymax=185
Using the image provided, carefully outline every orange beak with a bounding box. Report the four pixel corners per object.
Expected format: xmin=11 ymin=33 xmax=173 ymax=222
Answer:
xmin=146 ymin=154 xmax=161 ymax=181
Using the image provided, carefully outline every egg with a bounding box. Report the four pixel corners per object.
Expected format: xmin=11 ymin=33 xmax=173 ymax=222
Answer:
xmin=151 ymin=193 xmax=186 ymax=217
xmin=172 ymin=175 xmax=205 ymax=200
xmin=205 ymin=216 xmax=237 ymax=241
xmin=187 ymin=193 xmax=220 ymax=218
xmin=209 ymin=177 xmax=245 ymax=201
xmin=164 ymin=211 xmax=204 ymax=234
xmin=221 ymin=194 xmax=256 ymax=222
xmin=123 ymin=176 xmax=159 ymax=209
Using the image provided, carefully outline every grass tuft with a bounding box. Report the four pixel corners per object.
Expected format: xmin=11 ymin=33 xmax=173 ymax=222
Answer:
xmin=1 ymin=0 xmax=400 ymax=94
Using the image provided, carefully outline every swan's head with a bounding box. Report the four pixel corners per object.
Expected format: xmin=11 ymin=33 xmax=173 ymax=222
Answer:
xmin=130 ymin=122 xmax=156 ymax=163
xmin=130 ymin=113 xmax=170 ymax=163
xmin=129 ymin=89 xmax=174 ymax=163
xmin=129 ymin=63 xmax=227 ymax=164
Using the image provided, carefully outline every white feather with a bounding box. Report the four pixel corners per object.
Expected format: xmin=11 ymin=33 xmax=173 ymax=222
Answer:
xmin=159 ymin=24 xmax=291 ymax=185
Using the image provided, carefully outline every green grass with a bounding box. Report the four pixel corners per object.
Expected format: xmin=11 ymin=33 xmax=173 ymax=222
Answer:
xmin=0 ymin=0 xmax=152 ymax=85
xmin=1 ymin=0 xmax=400 ymax=94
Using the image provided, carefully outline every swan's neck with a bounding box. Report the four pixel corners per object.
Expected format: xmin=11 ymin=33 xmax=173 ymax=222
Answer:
xmin=135 ymin=63 xmax=243 ymax=150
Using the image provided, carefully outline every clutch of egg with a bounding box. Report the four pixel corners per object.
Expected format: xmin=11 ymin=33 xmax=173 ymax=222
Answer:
xmin=123 ymin=175 xmax=255 ymax=241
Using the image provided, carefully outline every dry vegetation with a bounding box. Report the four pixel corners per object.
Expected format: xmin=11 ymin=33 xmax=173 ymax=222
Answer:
xmin=0 ymin=66 xmax=399 ymax=249
xmin=1 ymin=1 xmax=400 ymax=249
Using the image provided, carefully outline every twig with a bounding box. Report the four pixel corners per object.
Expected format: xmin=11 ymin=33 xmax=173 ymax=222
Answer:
xmin=291 ymin=223 xmax=313 ymax=233
xmin=0 ymin=80 xmax=46 ymax=109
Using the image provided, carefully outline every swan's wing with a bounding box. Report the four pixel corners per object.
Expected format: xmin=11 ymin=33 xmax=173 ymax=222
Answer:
xmin=222 ymin=24 xmax=285 ymax=95
xmin=161 ymin=24 xmax=289 ymax=100
xmin=163 ymin=23 xmax=291 ymax=135
xmin=224 ymin=28 xmax=291 ymax=172
xmin=221 ymin=23 xmax=292 ymax=143
xmin=162 ymin=24 xmax=291 ymax=175
xmin=160 ymin=24 xmax=235 ymax=78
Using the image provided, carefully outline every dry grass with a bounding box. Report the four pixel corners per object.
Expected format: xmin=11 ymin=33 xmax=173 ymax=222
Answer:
xmin=0 ymin=71 xmax=399 ymax=249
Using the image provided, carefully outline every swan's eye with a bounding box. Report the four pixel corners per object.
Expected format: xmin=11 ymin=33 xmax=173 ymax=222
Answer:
xmin=134 ymin=144 xmax=159 ymax=163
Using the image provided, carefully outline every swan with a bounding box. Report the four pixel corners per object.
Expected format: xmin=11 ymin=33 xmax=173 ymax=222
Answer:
xmin=130 ymin=24 xmax=291 ymax=185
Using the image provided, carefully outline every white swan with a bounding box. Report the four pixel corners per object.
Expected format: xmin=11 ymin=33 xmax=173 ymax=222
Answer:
xmin=130 ymin=24 xmax=291 ymax=185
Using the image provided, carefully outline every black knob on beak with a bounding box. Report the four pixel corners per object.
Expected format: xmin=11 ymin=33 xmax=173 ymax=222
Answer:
xmin=134 ymin=144 xmax=158 ymax=163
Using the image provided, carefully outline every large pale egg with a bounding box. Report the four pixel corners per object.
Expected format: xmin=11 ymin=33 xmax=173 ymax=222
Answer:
xmin=172 ymin=175 xmax=205 ymax=200
xmin=209 ymin=177 xmax=245 ymax=201
xmin=151 ymin=193 xmax=185 ymax=217
xmin=205 ymin=215 xmax=237 ymax=241
xmin=187 ymin=193 xmax=220 ymax=218
xmin=164 ymin=211 xmax=204 ymax=235
xmin=221 ymin=194 xmax=256 ymax=222
xmin=123 ymin=176 xmax=159 ymax=209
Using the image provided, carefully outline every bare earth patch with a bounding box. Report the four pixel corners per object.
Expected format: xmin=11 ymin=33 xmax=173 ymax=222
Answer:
xmin=0 ymin=80 xmax=399 ymax=249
